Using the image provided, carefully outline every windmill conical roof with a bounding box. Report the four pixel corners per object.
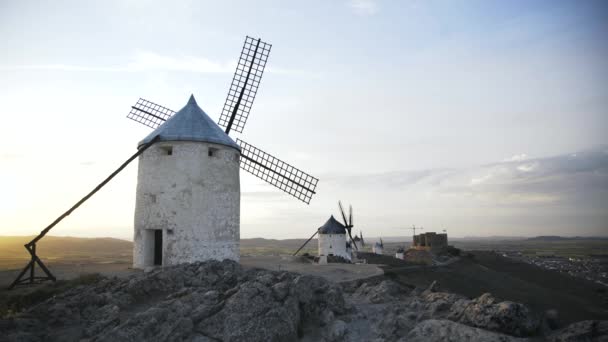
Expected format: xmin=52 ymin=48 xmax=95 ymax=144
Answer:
xmin=318 ymin=215 xmax=346 ymax=234
xmin=138 ymin=95 xmax=240 ymax=150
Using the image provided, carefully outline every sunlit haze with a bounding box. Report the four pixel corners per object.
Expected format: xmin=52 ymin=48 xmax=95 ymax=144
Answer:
xmin=1 ymin=0 xmax=607 ymax=240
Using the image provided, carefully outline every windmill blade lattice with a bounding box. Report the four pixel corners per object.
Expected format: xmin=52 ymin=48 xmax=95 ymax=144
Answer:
xmin=338 ymin=201 xmax=358 ymax=250
xmin=127 ymin=98 xmax=176 ymax=129
xmin=338 ymin=201 xmax=349 ymax=227
xmin=237 ymin=138 xmax=318 ymax=204
xmin=218 ymin=36 xmax=272 ymax=134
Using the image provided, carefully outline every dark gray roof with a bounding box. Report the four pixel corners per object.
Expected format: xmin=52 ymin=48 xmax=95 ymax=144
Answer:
xmin=318 ymin=215 xmax=346 ymax=234
xmin=139 ymin=95 xmax=240 ymax=150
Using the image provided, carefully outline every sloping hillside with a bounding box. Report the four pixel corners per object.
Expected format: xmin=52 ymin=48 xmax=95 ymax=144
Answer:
xmin=0 ymin=236 xmax=132 ymax=260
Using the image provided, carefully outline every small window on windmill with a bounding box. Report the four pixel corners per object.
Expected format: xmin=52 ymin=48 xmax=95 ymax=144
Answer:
xmin=160 ymin=146 xmax=173 ymax=156
xmin=208 ymin=147 xmax=219 ymax=157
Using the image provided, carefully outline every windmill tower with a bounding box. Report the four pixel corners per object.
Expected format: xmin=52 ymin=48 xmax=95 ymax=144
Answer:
xmin=293 ymin=201 xmax=357 ymax=263
xmin=133 ymin=96 xmax=242 ymax=267
xmin=317 ymin=216 xmax=350 ymax=261
xmin=128 ymin=36 xmax=319 ymax=268
xmin=395 ymin=246 xmax=405 ymax=260
xmin=373 ymin=239 xmax=384 ymax=255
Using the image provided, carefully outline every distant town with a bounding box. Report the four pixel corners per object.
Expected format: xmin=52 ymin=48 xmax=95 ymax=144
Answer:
xmin=499 ymin=250 xmax=608 ymax=287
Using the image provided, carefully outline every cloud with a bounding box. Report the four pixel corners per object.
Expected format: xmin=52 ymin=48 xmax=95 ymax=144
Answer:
xmin=0 ymin=153 xmax=22 ymax=161
xmin=126 ymin=51 xmax=234 ymax=73
xmin=0 ymin=51 xmax=315 ymax=77
xmin=348 ymin=0 xmax=378 ymax=16
xmin=323 ymin=146 xmax=608 ymax=207
xmin=516 ymin=162 xmax=538 ymax=172
xmin=0 ymin=52 xmax=233 ymax=74
xmin=503 ymin=154 xmax=529 ymax=162
xmin=243 ymin=147 xmax=608 ymax=238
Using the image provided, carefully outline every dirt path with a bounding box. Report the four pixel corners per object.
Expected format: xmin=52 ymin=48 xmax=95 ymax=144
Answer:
xmin=0 ymin=256 xmax=383 ymax=288
xmin=240 ymin=255 xmax=384 ymax=282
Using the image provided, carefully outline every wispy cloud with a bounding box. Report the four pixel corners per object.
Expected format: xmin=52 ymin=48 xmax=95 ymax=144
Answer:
xmin=0 ymin=51 xmax=233 ymax=74
xmin=241 ymin=147 xmax=607 ymax=237
xmin=126 ymin=51 xmax=234 ymax=73
xmin=0 ymin=153 xmax=22 ymax=161
xmin=322 ymin=146 xmax=608 ymax=206
xmin=503 ymin=154 xmax=529 ymax=162
xmin=348 ymin=0 xmax=378 ymax=16
xmin=0 ymin=51 xmax=316 ymax=77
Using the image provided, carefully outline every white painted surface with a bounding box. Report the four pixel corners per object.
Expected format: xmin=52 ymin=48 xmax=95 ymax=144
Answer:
xmin=318 ymin=233 xmax=350 ymax=260
xmin=395 ymin=252 xmax=404 ymax=260
xmin=133 ymin=141 xmax=240 ymax=268
xmin=372 ymin=244 xmax=384 ymax=255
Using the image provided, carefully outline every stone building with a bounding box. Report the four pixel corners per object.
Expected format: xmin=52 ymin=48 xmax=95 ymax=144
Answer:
xmin=395 ymin=247 xmax=405 ymax=260
xmin=352 ymin=231 xmax=365 ymax=250
xmin=317 ymin=215 xmax=351 ymax=261
xmin=412 ymin=232 xmax=448 ymax=252
xmin=372 ymin=240 xmax=384 ymax=255
xmin=133 ymin=95 xmax=241 ymax=268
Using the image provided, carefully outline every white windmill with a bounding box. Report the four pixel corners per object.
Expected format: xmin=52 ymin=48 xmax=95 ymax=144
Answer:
xmin=126 ymin=36 xmax=319 ymax=268
xmin=293 ymin=201 xmax=357 ymax=263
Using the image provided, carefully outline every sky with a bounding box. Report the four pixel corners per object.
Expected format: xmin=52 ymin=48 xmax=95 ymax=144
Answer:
xmin=0 ymin=0 xmax=607 ymax=240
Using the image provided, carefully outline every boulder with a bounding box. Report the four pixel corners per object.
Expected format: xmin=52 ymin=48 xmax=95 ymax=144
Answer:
xmin=406 ymin=319 xmax=529 ymax=342
xmin=0 ymin=261 xmax=345 ymax=342
xmin=325 ymin=319 xmax=347 ymax=341
xmin=451 ymin=293 xmax=540 ymax=337
xmin=353 ymin=280 xmax=406 ymax=304
xmin=548 ymin=320 xmax=608 ymax=342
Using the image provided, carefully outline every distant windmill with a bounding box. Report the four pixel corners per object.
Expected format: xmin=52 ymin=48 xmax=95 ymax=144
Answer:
xmin=338 ymin=201 xmax=357 ymax=251
xmin=373 ymin=238 xmax=384 ymax=254
xmin=293 ymin=201 xmax=357 ymax=256
xmin=353 ymin=231 xmax=365 ymax=247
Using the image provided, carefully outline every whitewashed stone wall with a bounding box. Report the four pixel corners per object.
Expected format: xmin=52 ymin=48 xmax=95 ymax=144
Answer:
xmin=373 ymin=244 xmax=384 ymax=255
xmin=133 ymin=141 xmax=240 ymax=268
xmin=318 ymin=233 xmax=350 ymax=260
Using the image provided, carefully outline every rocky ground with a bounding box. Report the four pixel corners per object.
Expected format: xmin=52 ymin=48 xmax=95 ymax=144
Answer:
xmin=1 ymin=260 xmax=606 ymax=341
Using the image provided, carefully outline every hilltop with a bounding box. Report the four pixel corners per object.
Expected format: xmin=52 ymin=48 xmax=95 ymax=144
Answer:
xmin=2 ymin=260 xmax=606 ymax=341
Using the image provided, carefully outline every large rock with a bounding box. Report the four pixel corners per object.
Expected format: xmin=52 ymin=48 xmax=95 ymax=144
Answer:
xmin=1 ymin=261 xmax=345 ymax=342
xmin=406 ymin=319 xmax=529 ymax=342
xmin=548 ymin=320 xmax=608 ymax=342
xmin=352 ymin=280 xmax=408 ymax=304
xmin=448 ymin=293 xmax=540 ymax=337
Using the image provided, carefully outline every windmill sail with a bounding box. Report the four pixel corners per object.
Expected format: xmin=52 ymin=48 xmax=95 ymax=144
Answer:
xmin=237 ymin=138 xmax=318 ymax=204
xmin=218 ymin=36 xmax=272 ymax=134
xmin=127 ymin=98 xmax=176 ymax=129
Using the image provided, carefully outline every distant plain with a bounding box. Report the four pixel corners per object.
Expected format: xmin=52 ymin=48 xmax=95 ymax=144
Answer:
xmin=1 ymin=235 xmax=607 ymax=324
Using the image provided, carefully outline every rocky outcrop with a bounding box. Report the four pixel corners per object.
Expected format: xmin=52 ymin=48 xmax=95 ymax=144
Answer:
xmin=1 ymin=261 xmax=605 ymax=342
xmin=346 ymin=280 xmax=542 ymax=339
xmin=406 ymin=319 xmax=528 ymax=342
xmin=448 ymin=293 xmax=540 ymax=336
xmin=1 ymin=261 xmax=344 ymax=342
xmin=547 ymin=320 xmax=608 ymax=342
